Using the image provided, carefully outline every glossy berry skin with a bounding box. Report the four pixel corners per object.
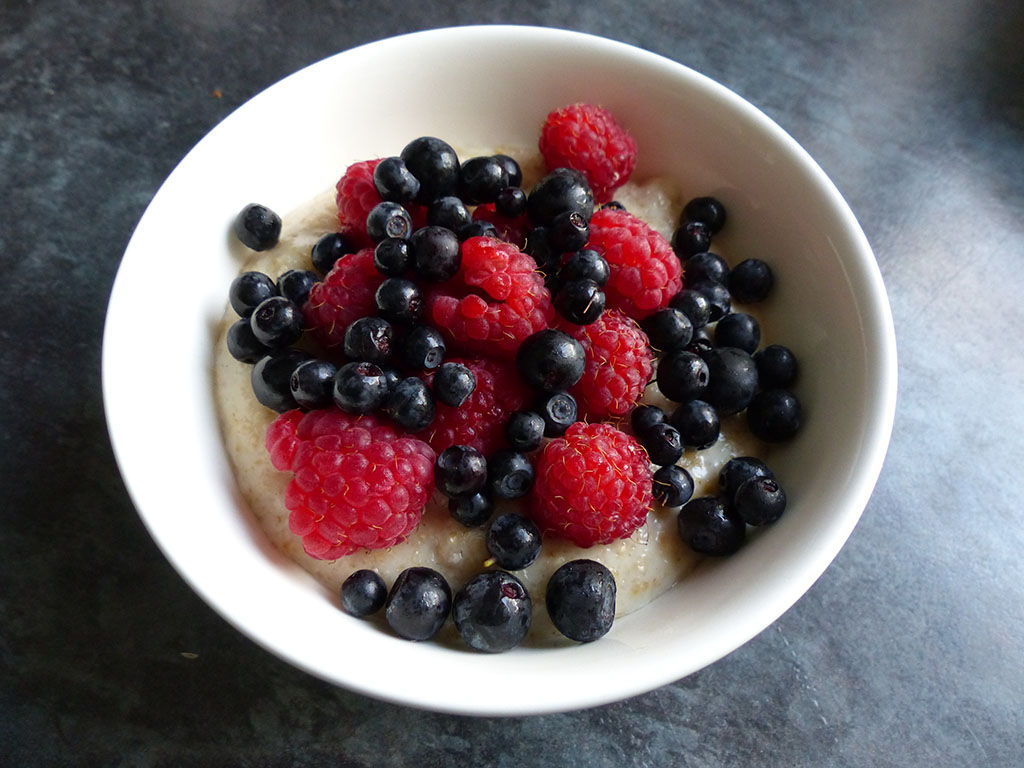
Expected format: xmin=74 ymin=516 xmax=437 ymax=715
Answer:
xmin=432 ymin=362 xmax=476 ymax=407
xmin=457 ymin=220 xmax=499 ymax=240
xmin=385 ymin=567 xmax=452 ymax=641
xmin=641 ymin=307 xmax=694 ymax=353
xmin=277 ymin=269 xmax=318 ymax=308
xmin=516 ymin=329 xmax=586 ymax=392
xmin=366 ymin=201 xmax=413 ymax=242
xmin=505 ymin=410 xmax=546 ymax=452
xmin=537 ymin=391 xmax=578 ymax=437
xmin=382 ymin=376 xmax=435 ymax=432
xmin=400 ymin=325 xmax=446 ymax=370
xmin=527 ymin=168 xmax=595 ymax=228
xmin=233 ymin=203 xmax=282 ymax=251
xmin=714 ymin=312 xmax=761 ymax=355
xmin=373 ymin=237 xmax=412 ymax=277
xmin=229 ymin=271 xmax=278 ymax=317
xmin=549 ymin=210 xmax=590 ymax=252
xmin=719 ymin=456 xmax=775 ymax=499
xmin=690 ymin=279 xmax=731 ymax=321
xmin=630 ymin=404 xmax=666 ymax=435
xmin=754 ymin=344 xmax=798 ymax=389
xmin=671 ymin=399 xmax=720 ymax=449
xmin=311 ymin=231 xmax=359 ymax=275
xmin=636 ymin=421 xmax=683 ymax=466
xmin=704 ymin=347 xmax=759 ymax=416
xmin=434 ymin=445 xmax=488 ymax=498
xmin=677 ymin=496 xmax=746 ymax=556
xmin=487 ymin=451 xmax=535 ymax=500
xmin=671 ymin=220 xmax=712 ymax=260
xmin=375 ymin=278 xmax=423 ymax=324
xmin=734 ymin=476 xmax=787 ymax=525
xmin=226 ymin=318 xmax=270 ymax=363
xmin=494 ymin=186 xmax=527 ymax=218
xmin=559 ymin=248 xmax=609 ymax=286
xmin=682 ymin=196 xmax=727 ymax=234
xmin=343 ymin=316 xmax=394 ymax=365
xmin=428 ymin=195 xmax=473 ymax=232
xmin=493 ymin=154 xmax=523 ymax=188
xmin=289 ymin=358 xmax=338 ymax=410
xmin=250 ymin=296 xmax=303 ymax=348
xmin=684 ymin=252 xmax=729 ymax=286
xmin=452 ymin=571 xmax=532 ymax=653
xmin=332 ymin=361 xmax=389 ymax=413
xmin=669 ymin=288 xmax=712 ymax=330
xmin=410 ymin=225 xmax=461 ymax=282
xmin=251 ymin=350 xmax=310 ymax=412
xmin=545 ymin=559 xmax=616 ymax=643
xmin=746 ymin=388 xmax=803 ymax=442
xmin=652 ymin=464 xmax=695 ymax=507
xmin=657 ymin=349 xmax=710 ymax=403
xmin=373 ymin=156 xmax=421 ymax=203
xmin=729 ymin=258 xmax=774 ymax=303
xmin=459 ymin=155 xmax=509 ymax=204
xmin=400 ymin=136 xmax=461 ymax=204
xmin=486 ymin=513 xmax=542 ymax=570
xmin=555 ymin=279 xmax=605 ymax=325
xmin=340 ymin=570 xmax=388 ymax=617
xmin=449 ymin=492 xmax=494 ymax=527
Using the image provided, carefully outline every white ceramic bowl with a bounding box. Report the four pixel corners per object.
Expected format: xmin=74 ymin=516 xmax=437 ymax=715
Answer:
xmin=103 ymin=26 xmax=897 ymax=715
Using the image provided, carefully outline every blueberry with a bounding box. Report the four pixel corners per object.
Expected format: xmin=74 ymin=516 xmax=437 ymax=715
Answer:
xmin=427 ymin=195 xmax=472 ymax=232
xmin=452 ymin=571 xmax=532 ymax=653
xmin=401 ymin=325 xmax=446 ymax=370
xmin=636 ymin=422 xmax=683 ymax=466
xmin=729 ymin=258 xmax=774 ymax=303
xmin=516 ymin=329 xmax=586 ymax=391
xmin=434 ymin=445 xmax=488 ymax=498
xmin=559 ymin=248 xmax=609 ymax=287
xmin=527 ymin=168 xmax=594 ymax=228
xmin=669 ymin=288 xmax=712 ymax=329
xmin=373 ymin=156 xmax=420 ymax=203
xmin=682 ymin=196 xmax=727 ymax=234
xmin=289 ymin=358 xmax=338 ymax=410
xmin=690 ymin=279 xmax=731 ymax=321
xmin=555 ymin=279 xmax=605 ymax=325
xmin=494 ymin=186 xmax=527 ymax=218
xmin=714 ymin=313 xmax=761 ymax=355
xmin=703 ymin=347 xmax=758 ymax=415
xmin=754 ymin=344 xmax=798 ymax=389
xmin=719 ymin=456 xmax=775 ymax=499
xmin=486 ymin=513 xmax=542 ymax=570
xmin=433 ymin=362 xmax=476 ymax=407
xmin=366 ymin=201 xmax=413 ymax=242
xmin=734 ymin=476 xmax=787 ymax=525
xmin=548 ymin=210 xmax=590 ymax=252
xmin=378 ymin=365 xmax=402 ymax=393
xmin=251 ymin=350 xmax=310 ymax=412
xmin=671 ymin=220 xmax=712 ymax=260
xmin=670 ymin=399 xmax=720 ymax=449
xmin=410 ymin=225 xmax=461 ymax=282
xmin=400 ymin=137 xmax=460 ymax=204
xmin=487 ymin=451 xmax=535 ymax=500
xmin=385 ymin=567 xmax=452 ymax=641
xmin=332 ymin=361 xmax=389 ymax=413
xmin=505 ymin=410 xmax=546 ymax=452
xmin=375 ymin=278 xmax=423 ymax=324
xmin=449 ymin=492 xmax=494 ymax=527
xmin=630 ymin=404 xmax=666 ymax=435
xmin=677 ymin=496 xmax=745 ymax=555
xmin=373 ymin=237 xmax=412 ymax=277
xmin=545 ymin=559 xmax=616 ymax=643
xmin=746 ymin=388 xmax=803 ymax=442
xmin=229 ymin=271 xmax=277 ymax=317
xmin=340 ymin=570 xmax=387 ymax=617
xmin=343 ymin=316 xmax=394 ymax=365
xmin=684 ymin=252 xmax=729 ymax=286
xmin=226 ymin=318 xmax=270 ymax=363
xmin=652 ymin=464 xmax=695 ymax=507
xmin=233 ymin=203 xmax=281 ymax=251
xmin=641 ymin=308 xmax=693 ymax=353
xmin=685 ymin=336 xmax=715 ymax=362
xmin=381 ymin=376 xmax=435 ymax=431
xmin=537 ymin=391 xmax=578 ymax=437
xmin=602 ymin=200 xmax=626 ymax=211
xmin=457 ymin=220 xmax=499 ymax=241
xmin=459 ymin=155 xmax=509 ymax=205
xmin=249 ymin=296 xmax=303 ymax=348
xmin=276 ymin=269 xmax=318 ymax=307
xmin=311 ymin=231 xmax=359 ymax=275
xmin=492 ymin=154 xmax=523 ymax=188
xmin=657 ymin=349 xmax=710 ymax=403
xmin=523 ymin=227 xmax=559 ymax=279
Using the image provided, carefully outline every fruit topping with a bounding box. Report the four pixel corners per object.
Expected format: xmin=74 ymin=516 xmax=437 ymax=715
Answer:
xmin=340 ymin=570 xmax=388 ymax=617
xmin=385 ymin=566 xmax=452 ymax=641
xmin=452 ymin=571 xmax=532 ymax=653
xmin=233 ymin=203 xmax=282 ymax=251
xmin=485 ymin=513 xmax=542 ymax=570
xmin=545 ymin=559 xmax=616 ymax=642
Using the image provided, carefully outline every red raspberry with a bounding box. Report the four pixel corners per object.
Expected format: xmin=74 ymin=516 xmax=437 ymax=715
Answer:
xmin=335 ymin=159 xmax=427 ymax=245
xmin=303 ymin=247 xmax=384 ymax=349
xmin=585 ymin=207 xmax=682 ymax=321
xmin=266 ymin=408 xmax=436 ymax=560
xmin=530 ymin=422 xmax=653 ymax=548
xmin=559 ymin=309 xmax=654 ymax=420
xmin=426 ymin=236 xmax=554 ymax=359
xmin=539 ymin=103 xmax=638 ymax=203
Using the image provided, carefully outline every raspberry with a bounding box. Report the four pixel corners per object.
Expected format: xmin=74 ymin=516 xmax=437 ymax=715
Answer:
xmin=539 ymin=103 xmax=638 ymax=203
xmin=266 ymin=408 xmax=436 ymax=560
xmin=471 ymin=203 xmax=529 ymax=248
xmin=303 ymin=247 xmax=384 ymax=349
xmin=559 ymin=309 xmax=654 ymax=420
xmin=585 ymin=207 xmax=682 ymax=321
xmin=426 ymin=236 xmax=554 ymax=359
xmin=417 ymin=356 xmax=528 ymax=455
xmin=335 ymin=158 xmax=426 ymax=245
xmin=530 ymin=422 xmax=653 ymax=548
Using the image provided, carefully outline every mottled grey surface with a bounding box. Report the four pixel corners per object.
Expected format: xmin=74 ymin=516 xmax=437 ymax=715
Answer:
xmin=2 ymin=0 xmax=1023 ymax=765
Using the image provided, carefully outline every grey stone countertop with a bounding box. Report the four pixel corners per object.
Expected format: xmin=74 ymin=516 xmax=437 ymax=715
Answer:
xmin=3 ymin=1 xmax=1022 ymax=765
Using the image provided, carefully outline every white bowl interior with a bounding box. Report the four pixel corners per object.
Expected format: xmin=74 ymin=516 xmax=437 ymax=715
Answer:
xmin=103 ymin=26 xmax=896 ymax=715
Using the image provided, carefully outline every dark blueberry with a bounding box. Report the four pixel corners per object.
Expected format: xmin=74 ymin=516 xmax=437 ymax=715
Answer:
xmin=704 ymin=347 xmax=759 ymax=415
xmin=289 ymin=358 xmax=338 ymax=410
xmin=559 ymin=248 xmax=609 ymax=286
xmin=685 ymin=336 xmax=716 ymax=362
xmin=229 ymin=271 xmax=277 ymax=317
xmin=487 ymin=451 xmax=535 ymax=500
xmin=636 ymin=422 xmax=683 ymax=466
xmin=657 ymin=349 xmax=710 ymax=403
xmin=401 ymin=325 xmax=446 ymax=370
xmin=714 ymin=312 xmax=761 ymax=355
xmin=677 ymin=496 xmax=745 ymax=555
xmin=400 ymin=136 xmax=461 ymax=204
xmin=671 ymin=220 xmax=712 ymax=260
xmin=434 ymin=445 xmax=488 ymax=498
xmin=746 ymin=389 xmax=803 ymax=442
xmin=486 ymin=513 xmax=542 ymax=570
xmin=340 ymin=570 xmax=387 ymax=617
xmin=548 ymin=210 xmax=590 ymax=252
xmin=449 ymin=492 xmax=494 ymax=527
xmin=653 ymin=464 xmax=695 ymax=507
xmin=728 ymin=258 xmax=774 ymax=303
xmin=641 ymin=308 xmax=693 ymax=353
xmin=505 ymin=410 xmax=546 ymax=452
xmin=527 ymin=168 xmax=594 ymax=228
xmin=523 ymin=227 xmax=560 ymax=286
xmin=494 ymin=186 xmax=527 ymax=218
xmin=719 ymin=456 xmax=775 ymax=499
xmin=684 ymin=252 xmax=730 ymax=286
xmin=458 ymin=155 xmax=508 ymax=205
xmin=670 ymin=400 xmax=720 ymax=449
xmin=555 ymin=279 xmax=605 ymax=325
xmin=226 ymin=318 xmax=270 ymax=363
xmin=378 ymin=365 xmax=402 ymax=393
xmin=735 ymin=476 xmax=787 ymax=526
xmin=690 ymin=279 xmax=731 ymax=321
xmin=373 ymin=237 xmax=412 ymax=277
xmin=332 ymin=361 xmax=389 ymax=413
xmin=249 ymin=296 xmax=303 ymax=348
xmin=343 ymin=316 xmax=394 ymax=365
xmin=375 ymin=278 xmax=423 ymax=324
xmin=545 ymin=559 xmax=616 ymax=643
xmin=276 ymin=269 xmax=318 ymax=307
xmin=427 ymin=195 xmax=472 ymax=232
xmin=385 ymin=567 xmax=452 ymax=641
xmin=251 ymin=350 xmax=310 ymax=412
xmin=311 ymin=231 xmax=359 ymax=275
xmin=373 ymin=156 xmax=421 ymax=203
xmin=433 ymin=362 xmax=476 ymax=407
xmin=492 ymin=154 xmax=523 ymax=188
xmin=516 ymin=329 xmax=586 ymax=391
xmin=457 ymin=220 xmax=499 ymax=241
xmin=381 ymin=376 xmax=435 ymax=431
xmin=669 ymin=288 xmax=712 ymax=329
xmin=233 ymin=203 xmax=281 ymax=251
xmin=410 ymin=225 xmax=461 ymax=282
xmin=754 ymin=344 xmax=798 ymax=389
xmin=630 ymin=404 xmax=667 ymax=435
xmin=452 ymin=571 xmax=532 ymax=653
xmin=601 ymin=200 xmax=626 ymax=211
xmin=537 ymin=391 xmax=578 ymax=437
xmin=682 ymin=196 xmax=727 ymax=234
xmin=366 ymin=201 xmax=413 ymax=242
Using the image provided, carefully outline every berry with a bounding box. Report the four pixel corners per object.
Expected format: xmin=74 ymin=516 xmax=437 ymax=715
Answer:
xmin=452 ymin=571 xmax=532 ymax=653
xmin=458 ymin=219 xmax=499 ymax=240
xmin=734 ymin=476 xmax=787 ymax=525
xmin=630 ymin=404 xmax=666 ymax=435
xmin=545 ymin=559 xmax=616 ymax=643
xmin=677 ymin=496 xmax=746 ymax=556
xmin=373 ymin=237 xmax=412 ymax=277
xmin=729 ymin=258 xmax=774 ymax=302
xmin=487 ymin=451 xmax=535 ymax=500
xmin=449 ymin=492 xmax=494 ymax=527
xmin=428 ymin=195 xmax=473 ymax=232
xmin=714 ymin=312 xmax=761 ymax=354
xmin=432 ymin=362 xmax=476 ymax=407
xmin=311 ymin=231 xmax=359 ymax=275
xmin=516 ymin=329 xmax=586 ymax=392
xmin=657 ymin=349 xmax=710 ymax=403
xmin=335 ymin=159 xmax=384 ymax=246
xmin=746 ymin=388 xmax=803 ymax=442
xmin=289 ymin=358 xmax=338 ymax=410
xmin=719 ymin=456 xmax=775 ymax=499
xmin=527 ymin=168 xmax=594 ymax=227
xmin=400 ymin=324 xmax=446 ymax=370
xmin=434 ymin=445 xmax=488 ymax=498
xmin=652 ymin=464 xmax=694 ymax=507
xmin=585 ymin=207 xmax=682 ymax=321
xmin=332 ymin=361 xmax=389 ymax=413
xmin=230 ymin=271 xmax=277 ymax=317
xmin=251 ymin=350 xmax=310 ymax=412
xmin=373 ymin=156 xmax=420 ymax=203
xmin=381 ymin=376 xmax=435 ymax=432
xmin=682 ymin=196 xmax=727 ymax=234
xmin=375 ymin=277 xmax=423 ymax=323
xmin=400 ymin=137 xmax=461 ymax=204
xmin=536 ymin=391 xmax=578 ymax=437
xmin=548 ymin=210 xmax=590 ymax=252
xmin=641 ymin=307 xmax=693 ymax=353
xmin=704 ymin=347 xmax=758 ymax=415
xmin=494 ymin=186 xmax=527 ymax=218
xmin=684 ymin=251 xmax=729 ymax=286
xmin=410 ymin=225 xmax=461 ymax=282
xmin=343 ymin=316 xmax=394 ymax=365
xmin=539 ymin=103 xmax=637 ymax=203
xmin=226 ymin=318 xmax=270 ymax=363
xmin=690 ymin=279 xmax=731 ymax=321
xmin=492 ymin=154 xmax=523 ymax=187
xmin=340 ymin=570 xmax=388 ymax=617
xmin=505 ymin=410 xmax=546 ymax=452
xmin=669 ymin=288 xmax=712 ymax=329
xmin=486 ymin=513 xmax=542 ymax=570
xmin=277 ymin=269 xmax=318 ymax=307
xmin=636 ymin=421 xmax=683 ymax=466
xmin=249 ymin=296 xmax=303 ymax=349
xmin=458 ymin=155 xmax=509 ymax=204
xmin=754 ymin=344 xmax=799 ymax=389
xmin=233 ymin=203 xmax=281 ymax=251
xmin=671 ymin=220 xmax=712 ymax=260
xmin=670 ymin=400 xmax=720 ymax=449
xmin=559 ymin=248 xmax=609 ymax=286
xmin=385 ymin=567 xmax=452 ymax=641
xmin=366 ymin=201 xmax=413 ymax=242
xmin=531 ymin=422 xmax=652 ymax=547
xmin=305 ymin=247 xmax=385 ymax=349
xmin=555 ymin=278 xmax=605 ymax=325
